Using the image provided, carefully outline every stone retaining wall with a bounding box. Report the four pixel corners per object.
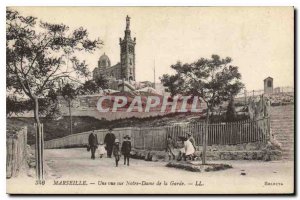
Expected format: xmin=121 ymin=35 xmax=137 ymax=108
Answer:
xmin=130 ymin=140 xmax=282 ymax=161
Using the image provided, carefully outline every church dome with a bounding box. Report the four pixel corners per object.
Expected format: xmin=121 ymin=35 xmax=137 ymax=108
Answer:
xmin=98 ymin=53 xmax=111 ymax=69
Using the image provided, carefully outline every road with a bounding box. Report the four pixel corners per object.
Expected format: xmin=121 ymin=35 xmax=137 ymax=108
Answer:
xmin=7 ymin=148 xmax=294 ymax=194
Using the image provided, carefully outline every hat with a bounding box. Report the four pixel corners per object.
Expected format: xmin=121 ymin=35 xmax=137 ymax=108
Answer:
xmin=187 ymin=132 xmax=192 ymax=136
xmin=178 ymin=136 xmax=186 ymax=141
xmin=115 ymin=139 xmax=120 ymax=143
xmin=124 ymin=135 xmax=131 ymax=139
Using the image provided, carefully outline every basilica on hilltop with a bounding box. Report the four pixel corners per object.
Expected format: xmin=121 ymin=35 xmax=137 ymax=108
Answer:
xmin=93 ymin=15 xmax=137 ymax=91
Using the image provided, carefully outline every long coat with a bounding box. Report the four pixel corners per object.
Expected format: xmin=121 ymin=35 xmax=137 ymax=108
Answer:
xmin=88 ymin=133 xmax=99 ymax=147
xmin=121 ymin=141 xmax=131 ymax=155
xmin=112 ymin=143 xmax=121 ymax=157
xmin=104 ymin=133 xmax=116 ymax=146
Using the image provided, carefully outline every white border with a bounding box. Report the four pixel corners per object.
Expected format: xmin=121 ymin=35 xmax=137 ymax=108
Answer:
xmin=1 ymin=0 xmax=298 ymax=199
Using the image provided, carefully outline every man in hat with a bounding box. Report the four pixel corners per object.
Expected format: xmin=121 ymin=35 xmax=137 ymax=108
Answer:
xmin=104 ymin=128 xmax=116 ymax=158
xmin=88 ymin=130 xmax=99 ymax=160
xmin=121 ymin=135 xmax=132 ymax=166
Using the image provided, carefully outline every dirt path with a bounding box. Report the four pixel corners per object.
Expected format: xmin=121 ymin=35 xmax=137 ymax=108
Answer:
xmin=7 ymin=148 xmax=294 ymax=194
xmin=42 ymin=148 xmax=294 ymax=193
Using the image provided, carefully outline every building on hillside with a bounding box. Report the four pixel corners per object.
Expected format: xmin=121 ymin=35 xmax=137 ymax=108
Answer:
xmin=93 ymin=15 xmax=136 ymax=89
xmin=93 ymin=54 xmax=122 ymax=81
xmin=264 ymin=77 xmax=273 ymax=94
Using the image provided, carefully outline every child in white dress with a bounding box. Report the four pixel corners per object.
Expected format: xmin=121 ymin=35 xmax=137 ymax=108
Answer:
xmin=98 ymin=141 xmax=106 ymax=158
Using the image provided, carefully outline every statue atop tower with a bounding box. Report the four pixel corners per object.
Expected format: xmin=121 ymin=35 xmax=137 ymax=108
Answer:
xmin=126 ymin=15 xmax=130 ymax=30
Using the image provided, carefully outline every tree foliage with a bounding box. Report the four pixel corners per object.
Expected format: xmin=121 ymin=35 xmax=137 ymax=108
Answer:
xmin=94 ymin=74 xmax=109 ymax=90
xmin=160 ymin=54 xmax=244 ymax=117
xmin=161 ymin=54 xmax=244 ymax=164
xmin=6 ymin=8 xmax=102 ymax=122
xmin=61 ymin=83 xmax=77 ymax=101
xmin=226 ymin=97 xmax=237 ymax=122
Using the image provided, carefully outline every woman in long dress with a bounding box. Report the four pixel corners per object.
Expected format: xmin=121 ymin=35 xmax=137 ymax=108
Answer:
xmin=177 ymin=136 xmax=195 ymax=161
xmin=184 ymin=137 xmax=195 ymax=160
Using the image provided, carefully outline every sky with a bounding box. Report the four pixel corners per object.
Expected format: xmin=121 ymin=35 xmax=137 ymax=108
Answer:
xmin=11 ymin=7 xmax=294 ymax=91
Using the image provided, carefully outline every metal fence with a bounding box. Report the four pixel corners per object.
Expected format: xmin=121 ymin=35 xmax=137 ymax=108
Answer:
xmin=6 ymin=127 xmax=27 ymax=178
xmin=166 ymin=118 xmax=270 ymax=146
xmin=44 ymin=117 xmax=270 ymax=150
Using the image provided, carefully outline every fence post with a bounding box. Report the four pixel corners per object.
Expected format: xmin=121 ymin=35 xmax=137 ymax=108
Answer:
xmin=24 ymin=127 xmax=27 ymax=159
xmin=239 ymin=121 xmax=242 ymax=144
xmin=152 ymin=129 xmax=155 ymax=150
xmin=266 ymin=117 xmax=271 ymax=142
xmin=202 ymin=122 xmax=208 ymax=165
xmin=143 ymin=128 xmax=145 ymax=150
xmin=34 ymin=123 xmax=44 ymax=181
xmin=244 ymin=89 xmax=247 ymax=105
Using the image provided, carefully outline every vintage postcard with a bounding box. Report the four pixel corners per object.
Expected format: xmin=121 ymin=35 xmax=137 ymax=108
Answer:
xmin=6 ymin=7 xmax=294 ymax=194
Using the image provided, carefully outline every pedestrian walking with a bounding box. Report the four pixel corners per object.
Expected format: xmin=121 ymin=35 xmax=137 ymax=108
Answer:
xmin=121 ymin=135 xmax=132 ymax=166
xmin=98 ymin=141 xmax=106 ymax=158
xmin=104 ymin=128 xmax=116 ymax=158
xmin=88 ymin=130 xmax=99 ymax=160
xmin=112 ymin=139 xmax=121 ymax=167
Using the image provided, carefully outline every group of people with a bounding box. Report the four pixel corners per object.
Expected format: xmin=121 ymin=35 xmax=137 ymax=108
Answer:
xmin=88 ymin=128 xmax=132 ymax=167
xmin=88 ymin=128 xmax=198 ymax=165
xmin=166 ymin=132 xmax=197 ymax=161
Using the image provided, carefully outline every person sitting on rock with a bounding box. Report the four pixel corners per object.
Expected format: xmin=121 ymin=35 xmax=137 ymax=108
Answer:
xmin=177 ymin=136 xmax=186 ymax=161
xmin=187 ymin=132 xmax=196 ymax=150
xmin=166 ymin=135 xmax=176 ymax=160
xmin=184 ymin=137 xmax=195 ymax=161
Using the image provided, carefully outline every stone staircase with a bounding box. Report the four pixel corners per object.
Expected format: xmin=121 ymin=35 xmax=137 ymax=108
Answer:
xmin=269 ymin=105 xmax=294 ymax=160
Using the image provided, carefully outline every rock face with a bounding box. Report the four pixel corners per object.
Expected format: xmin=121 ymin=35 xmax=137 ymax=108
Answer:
xmin=269 ymin=105 xmax=294 ymax=160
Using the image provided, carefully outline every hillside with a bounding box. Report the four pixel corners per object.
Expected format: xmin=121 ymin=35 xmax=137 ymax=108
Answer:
xmin=7 ymin=113 xmax=203 ymax=145
xmin=7 ymin=111 xmax=249 ymax=145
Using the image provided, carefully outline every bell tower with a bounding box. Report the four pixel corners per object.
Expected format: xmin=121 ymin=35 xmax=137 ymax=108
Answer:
xmin=119 ymin=15 xmax=136 ymax=81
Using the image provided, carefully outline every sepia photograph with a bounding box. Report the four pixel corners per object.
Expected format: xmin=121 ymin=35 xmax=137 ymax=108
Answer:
xmin=6 ymin=6 xmax=294 ymax=194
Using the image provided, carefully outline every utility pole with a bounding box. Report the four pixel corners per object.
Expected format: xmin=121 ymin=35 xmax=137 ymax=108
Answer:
xmin=153 ymin=59 xmax=156 ymax=89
